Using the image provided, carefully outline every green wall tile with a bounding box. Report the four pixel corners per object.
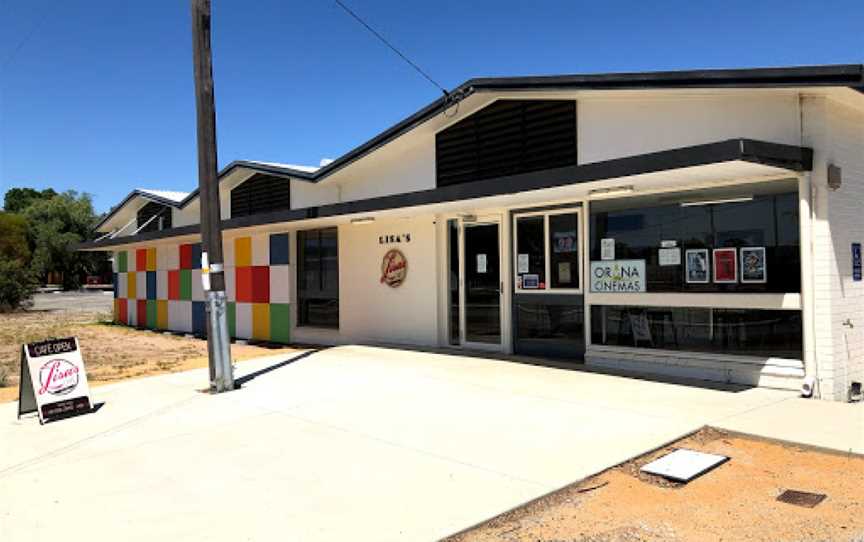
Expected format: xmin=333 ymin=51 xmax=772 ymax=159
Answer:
xmin=146 ymin=300 xmax=158 ymax=328
xmin=117 ymin=251 xmax=127 ymax=273
xmin=180 ymin=269 xmax=192 ymax=300
xmin=270 ymin=303 xmax=291 ymax=344
xmin=227 ymin=302 xmax=236 ymax=338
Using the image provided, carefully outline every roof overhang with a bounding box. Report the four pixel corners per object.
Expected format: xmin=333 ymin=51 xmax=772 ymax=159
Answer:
xmin=80 ymin=138 xmax=811 ymax=251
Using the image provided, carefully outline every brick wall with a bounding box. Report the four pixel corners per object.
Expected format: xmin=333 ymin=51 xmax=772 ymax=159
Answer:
xmin=803 ymin=96 xmax=864 ymax=400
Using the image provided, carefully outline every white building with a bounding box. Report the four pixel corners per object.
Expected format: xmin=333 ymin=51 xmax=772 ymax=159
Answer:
xmin=82 ymin=64 xmax=864 ymax=401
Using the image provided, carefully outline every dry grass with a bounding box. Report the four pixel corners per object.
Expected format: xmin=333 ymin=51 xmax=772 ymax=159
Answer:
xmin=447 ymin=429 xmax=864 ymax=542
xmin=0 ymin=310 xmax=300 ymax=402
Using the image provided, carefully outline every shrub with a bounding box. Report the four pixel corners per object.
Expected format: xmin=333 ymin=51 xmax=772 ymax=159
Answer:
xmin=0 ymin=259 xmax=38 ymax=312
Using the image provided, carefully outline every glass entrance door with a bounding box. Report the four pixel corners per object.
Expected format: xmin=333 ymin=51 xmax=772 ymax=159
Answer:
xmin=461 ymin=220 xmax=502 ymax=348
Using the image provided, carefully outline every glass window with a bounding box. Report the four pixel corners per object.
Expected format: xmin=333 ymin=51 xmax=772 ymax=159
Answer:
xmin=447 ymin=219 xmax=459 ymax=345
xmin=297 ymin=228 xmax=339 ymax=328
xmin=591 ymin=305 xmax=802 ymax=360
xmin=514 ymin=298 xmax=584 ymax=358
xmin=549 ymin=213 xmax=580 ymax=289
xmin=590 ymin=185 xmax=800 ymax=293
xmin=515 ymin=209 xmax=580 ymax=291
xmin=515 ymin=216 xmax=545 ymax=288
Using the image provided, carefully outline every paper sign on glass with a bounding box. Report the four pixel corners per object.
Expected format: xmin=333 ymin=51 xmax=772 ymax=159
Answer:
xmin=517 ymin=253 xmax=529 ymax=274
xmin=477 ymin=254 xmax=487 ymax=274
xmin=601 ymin=238 xmax=615 ymax=261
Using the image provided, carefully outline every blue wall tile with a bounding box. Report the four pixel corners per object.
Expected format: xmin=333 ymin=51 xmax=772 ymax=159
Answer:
xmin=113 ymin=273 xmax=119 ymax=298
xmin=192 ymin=301 xmax=207 ymax=336
xmin=191 ymin=243 xmax=203 ymax=269
xmin=270 ymin=233 xmax=290 ymax=265
xmin=146 ymin=271 xmax=157 ymax=300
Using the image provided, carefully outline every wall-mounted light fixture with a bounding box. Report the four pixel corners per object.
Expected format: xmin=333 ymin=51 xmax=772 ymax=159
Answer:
xmin=680 ymin=196 xmax=754 ymax=207
xmin=350 ymin=217 xmax=376 ymax=225
xmin=588 ymin=185 xmax=635 ymax=198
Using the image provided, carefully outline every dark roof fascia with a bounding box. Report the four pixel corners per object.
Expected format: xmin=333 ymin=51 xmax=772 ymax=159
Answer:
xmin=465 ymin=64 xmax=864 ymax=92
xmin=79 ymin=138 xmax=812 ymax=251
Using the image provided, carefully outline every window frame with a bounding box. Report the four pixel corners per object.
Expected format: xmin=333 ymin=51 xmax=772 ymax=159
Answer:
xmin=296 ymin=227 xmax=340 ymax=329
xmin=512 ymin=207 xmax=583 ymax=295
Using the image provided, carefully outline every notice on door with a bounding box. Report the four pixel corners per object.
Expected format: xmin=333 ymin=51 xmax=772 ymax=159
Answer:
xmin=18 ymin=337 xmax=93 ymax=424
xmin=477 ymin=254 xmax=487 ymax=273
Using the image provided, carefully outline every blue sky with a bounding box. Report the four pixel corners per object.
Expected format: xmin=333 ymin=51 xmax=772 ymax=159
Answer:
xmin=2 ymin=0 xmax=862 ymax=213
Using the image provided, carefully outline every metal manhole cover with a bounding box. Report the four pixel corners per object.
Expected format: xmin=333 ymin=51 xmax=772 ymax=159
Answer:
xmin=776 ymin=489 xmax=826 ymax=508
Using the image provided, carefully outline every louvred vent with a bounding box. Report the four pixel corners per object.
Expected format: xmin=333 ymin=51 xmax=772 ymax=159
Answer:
xmin=436 ymin=99 xmax=577 ymax=187
xmin=231 ymin=174 xmax=291 ymax=218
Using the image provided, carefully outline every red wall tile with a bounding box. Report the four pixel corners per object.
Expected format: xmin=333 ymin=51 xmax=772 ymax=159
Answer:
xmin=251 ymin=266 xmax=270 ymax=303
xmin=180 ymin=244 xmax=193 ymax=270
xmin=168 ymin=270 xmax=181 ymax=300
xmin=137 ymin=300 xmax=147 ymax=327
xmin=136 ymin=249 xmax=147 ymax=272
xmin=236 ymin=266 xmax=253 ymax=303
xmin=118 ymin=299 xmax=128 ymax=324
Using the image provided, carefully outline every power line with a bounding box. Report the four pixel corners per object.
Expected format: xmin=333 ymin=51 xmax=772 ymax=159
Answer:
xmin=2 ymin=3 xmax=49 ymax=71
xmin=333 ymin=0 xmax=448 ymax=97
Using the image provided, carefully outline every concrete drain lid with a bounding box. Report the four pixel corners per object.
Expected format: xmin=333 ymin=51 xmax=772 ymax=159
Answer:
xmin=640 ymin=449 xmax=729 ymax=483
xmin=777 ymin=490 xmax=827 ymax=508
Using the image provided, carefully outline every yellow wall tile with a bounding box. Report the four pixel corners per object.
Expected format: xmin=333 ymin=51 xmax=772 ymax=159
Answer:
xmin=235 ymin=237 xmax=252 ymax=267
xmin=157 ymin=300 xmax=168 ymax=329
xmin=146 ymin=248 xmax=157 ymax=271
xmin=252 ymin=303 xmax=270 ymax=341
xmin=127 ymin=272 xmax=137 ymax=299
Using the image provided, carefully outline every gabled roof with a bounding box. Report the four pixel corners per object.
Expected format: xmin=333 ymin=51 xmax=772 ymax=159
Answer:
xmin=95 ymin=63 xmax=863 ymax=232
xmin=81 ymin=138 xmax=813 ymax=250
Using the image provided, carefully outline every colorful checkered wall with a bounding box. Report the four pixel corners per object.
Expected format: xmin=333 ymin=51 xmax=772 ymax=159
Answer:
xmin=113 ymin=233 xmax=291 ymax=343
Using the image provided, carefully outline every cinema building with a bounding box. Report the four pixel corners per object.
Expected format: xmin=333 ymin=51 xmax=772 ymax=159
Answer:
xmin=81 ymin=64 xmax=864 ymax=401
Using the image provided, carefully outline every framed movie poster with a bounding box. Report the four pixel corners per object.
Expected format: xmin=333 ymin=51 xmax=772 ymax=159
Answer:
xmin=713 ymin=248 xmax=738 ymax=283
xmin=740 ymin=246 xmax=767 ymax=283
xmin=685 ymin=249 xmax=709 ymax=284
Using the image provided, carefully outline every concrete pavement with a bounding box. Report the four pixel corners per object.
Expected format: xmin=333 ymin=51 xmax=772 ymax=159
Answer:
xmin=1 ymin=345 xmax=858 ymax=541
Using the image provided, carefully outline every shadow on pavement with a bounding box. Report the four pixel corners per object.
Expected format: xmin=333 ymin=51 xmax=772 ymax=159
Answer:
xmin=234 ymin=349 xmax=321 ymax=388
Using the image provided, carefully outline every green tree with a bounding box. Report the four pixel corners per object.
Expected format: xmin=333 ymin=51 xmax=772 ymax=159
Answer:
xmin=24 ymin=190 xmax=101 ymax=290
xmin=0 ymin=211 xmax=38 ymax=311
xmin=0 ymin=211 xmax=31 ymax=261
xmin=3 ymin=187 xmax=57 ymax=213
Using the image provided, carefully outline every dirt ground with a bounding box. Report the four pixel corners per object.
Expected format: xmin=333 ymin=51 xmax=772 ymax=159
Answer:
xmin=0 ymin=309 xmax=299 ymax=403
xmin=447 ymin=428 xmax=864 ymax=542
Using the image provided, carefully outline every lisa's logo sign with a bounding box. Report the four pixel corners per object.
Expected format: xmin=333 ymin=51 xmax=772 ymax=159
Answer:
xmin=380 ymin=249 xmax=407 ymax=288
xmin=18 ymin=337 xmax=93 ymax=424
xmin=38 ymin=359 xmax=80 ymax=396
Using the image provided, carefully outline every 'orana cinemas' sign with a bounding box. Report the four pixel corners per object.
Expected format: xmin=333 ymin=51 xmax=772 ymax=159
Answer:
xmin=380 ymin=249 xmax=407 ymax=288
xmin=19 ymin=337 xmax=93 ymax=424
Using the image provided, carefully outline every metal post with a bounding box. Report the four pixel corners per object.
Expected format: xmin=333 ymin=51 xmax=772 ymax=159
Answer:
xmin=191 ymin=0 xmax=233 ymax=392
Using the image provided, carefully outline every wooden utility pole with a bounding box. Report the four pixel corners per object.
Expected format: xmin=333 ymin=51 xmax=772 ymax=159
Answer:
xmin=191 ymin=0 xmax=233 ymax=392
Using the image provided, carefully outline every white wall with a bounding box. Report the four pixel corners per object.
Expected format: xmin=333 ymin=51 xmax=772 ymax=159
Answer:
xmin=803 ymin=96 xmax=864 ymax=400
xmin=291 ymin=179 xmax=340 ymax=208
xmin=577 ymin=93 xmax=801 ymax=164
xmin=329 ymin=137 xmax=435 ymax=202
xmin=338 ymin=215 xmax=439 ymax=346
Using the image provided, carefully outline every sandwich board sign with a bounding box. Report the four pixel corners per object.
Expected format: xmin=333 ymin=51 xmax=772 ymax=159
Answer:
xmin=18 ymin=337 xmax=93 ymax=424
